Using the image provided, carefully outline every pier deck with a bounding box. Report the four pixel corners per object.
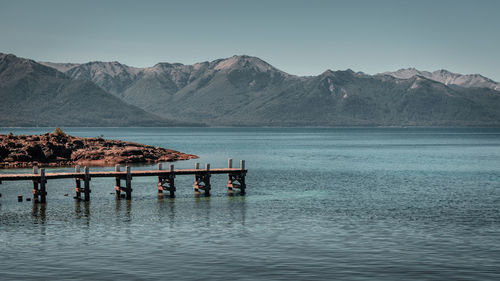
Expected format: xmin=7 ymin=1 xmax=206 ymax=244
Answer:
xmin=0 ymin=159 xmax=247 ymax=202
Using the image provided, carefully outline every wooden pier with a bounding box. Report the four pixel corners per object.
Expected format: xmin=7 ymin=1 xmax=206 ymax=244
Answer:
xmin=0 ymin=159 xmax=247 ymax=202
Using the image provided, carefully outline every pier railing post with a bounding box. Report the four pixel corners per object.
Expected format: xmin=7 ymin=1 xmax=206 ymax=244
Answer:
xmin=39 ymin=168 xmax=47 ymax=203
xmin=83 ymin=166 xmax=91 ymax=201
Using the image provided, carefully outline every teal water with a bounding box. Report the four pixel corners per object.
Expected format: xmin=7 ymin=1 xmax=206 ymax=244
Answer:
xmin=1 ymin=128 xmax=499 ymax=280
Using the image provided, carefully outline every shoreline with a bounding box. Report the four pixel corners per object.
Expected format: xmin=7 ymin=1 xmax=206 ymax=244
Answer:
xmin=0 ymin=132 xmax=198 ymax=169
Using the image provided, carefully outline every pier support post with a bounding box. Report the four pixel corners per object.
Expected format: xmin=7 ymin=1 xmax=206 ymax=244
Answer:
xmin=157 ymin=163 xmax=163 ymax=194
xmin=125 ymin=166 xmax=132 ymax=200
xmin=83 ymin=166 xmax=91 ymax=201
xmin=157 ymin=164 xmax=176 ymax=197
xmin=74 ymin=165 xmax=81 ymax=200
xmin=114 ymin=164 xmax=121 ymax=198
xmin=32 ymin=166 xmax=39 ymax=202
xmin=226 ymin=160 xmax=246 ymax=194
xmin=193 ymin=163 xmax=211 ymax=195
xmin=227 ymin=158 xmax=233 ymax=191
xmin=39 ymin=168 xmax=47 ymax=203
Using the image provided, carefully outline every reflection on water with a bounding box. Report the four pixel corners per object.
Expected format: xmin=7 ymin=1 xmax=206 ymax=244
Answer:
xmin=157 ymin=196 xmax=176 ymax=227
xmin=227 ymin=195 xmax=247 ymax=226
xmin=31 ymin=202 xmax=46 ymax=225
xmin=114 ymin=198 xmax=132 ymax=222
xmin=74 ymin=201 xmax=90 ymax=225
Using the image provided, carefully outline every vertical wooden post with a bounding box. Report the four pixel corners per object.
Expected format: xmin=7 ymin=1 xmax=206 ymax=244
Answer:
xmin=193 ymin=162 xmax=199 ymax=192
xmin=168 ymin=164 xmax=175 ymax=197
xmin=114 ymin=164 xmax=121 ymax=197
xmin=74 ymin=165 xmax=81 ymax=200
xmin=227 ymin=158 xmax=233 ymax=191
xmin=39 ymin=168 xmax=46 ymax=203
xmin=205 ymin=163 xmax=211 ymax=196
xmin=83 ymin=166 xmax=90 ymax=201
xmin=193 ymin=162 xmax=200 ymax=192
xmin=125 ymin=166 xmax=132 ymax=200
xmin=32 ymin=166 xmax=39 ymax=201
xmin=157 ymin=163 xmax=163 ymax=193
xmin=240 ymin=160 xmax=246 ymax=195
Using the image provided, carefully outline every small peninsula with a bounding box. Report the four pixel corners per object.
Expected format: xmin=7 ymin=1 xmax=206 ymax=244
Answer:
xmin=0 ymin=130 xmax=198 ymax=168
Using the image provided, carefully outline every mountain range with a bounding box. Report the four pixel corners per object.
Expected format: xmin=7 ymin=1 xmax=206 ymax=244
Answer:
xmin=0 ymin=53 xmax=195 ymax=126
xmin=383 ymin=68 xmax=500 ymax=91
xmin=1 ymin=52 xmax=500 ymax=127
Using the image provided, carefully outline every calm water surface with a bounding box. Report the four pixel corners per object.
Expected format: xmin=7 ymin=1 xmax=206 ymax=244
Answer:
xmin=1 ymin=128 xmax=499 ymax=280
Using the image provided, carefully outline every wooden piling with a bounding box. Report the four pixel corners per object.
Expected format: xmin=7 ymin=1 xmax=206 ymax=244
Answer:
xmin=168 ymin=164 xmax=175 ymax=197
xmin=39 ymin=168 xmax=47 ymax=203
xmin=227 ymin=158 xmax=233 ymax=191
xmin=74 ymin=165 xmax=81 ymax=200
xmin=114 ymin=164 xmax=121 ymax=198
xmin=227 ymin=159 xmax=246 ymax=194
xmin=125 ymin=166 xmax=132 ymax=200
xmin=157 ymin=164 xmax=175 ymax=197
xmin=193 ymin=163 xmax=211 ymax=195
xmin=83 ymin=166 xmax=91 ymax=201
xmin=157 ymin=163 xmax=163 ymax=194
xmin=32 ymin=166 xmax=39 ymax=202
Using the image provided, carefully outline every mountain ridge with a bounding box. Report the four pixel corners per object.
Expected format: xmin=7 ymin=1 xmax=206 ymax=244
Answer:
xmin=0 ymin=53 xmax=202 ymax=127
xmin=2 ymin=52 xmax=500 ymax=127
xmin=382 ymin=68 xmax=500 ymax=91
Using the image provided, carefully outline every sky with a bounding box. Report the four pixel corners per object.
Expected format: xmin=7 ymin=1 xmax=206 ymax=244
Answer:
xmin=1 ymin=0 xmax=499 ymax=80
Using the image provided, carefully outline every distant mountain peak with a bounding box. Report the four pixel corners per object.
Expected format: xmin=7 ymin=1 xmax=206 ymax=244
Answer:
xmin=213 ymin=55 xmax=281 ymax=73
xmin=383 ymin=68 xmax=500 ymax=91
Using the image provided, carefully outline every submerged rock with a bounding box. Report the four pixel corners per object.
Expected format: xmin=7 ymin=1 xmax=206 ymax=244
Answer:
xmin=0 ymin=133 xmax=198 ymax=168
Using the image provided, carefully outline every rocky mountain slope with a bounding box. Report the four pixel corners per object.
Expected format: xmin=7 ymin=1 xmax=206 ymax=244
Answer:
xmin=44 ymin=55 xmax=500 ymax=126
xmin=383 ymin=68 xmax=500 ymax=91
xmin=0 ymin=53 xmax=198 ymax=126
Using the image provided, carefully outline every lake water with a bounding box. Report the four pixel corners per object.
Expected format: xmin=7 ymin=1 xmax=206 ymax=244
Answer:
xmin=1 ymin=127 xmax=499 ymax=280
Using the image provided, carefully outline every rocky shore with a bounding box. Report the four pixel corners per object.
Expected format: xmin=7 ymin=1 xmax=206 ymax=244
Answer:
xmin=0 ymin=132 xmax=198 ymax=168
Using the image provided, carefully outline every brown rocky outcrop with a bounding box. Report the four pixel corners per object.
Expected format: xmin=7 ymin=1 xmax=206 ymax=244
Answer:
xmin=0 ymin=133 xmax=198 ymax=168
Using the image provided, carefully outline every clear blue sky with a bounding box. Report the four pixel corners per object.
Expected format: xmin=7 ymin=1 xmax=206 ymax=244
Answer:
xmin=1 ymin=0 xmax=499 ymax=80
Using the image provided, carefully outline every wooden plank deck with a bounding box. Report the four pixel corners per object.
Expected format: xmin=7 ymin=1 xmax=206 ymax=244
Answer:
xmin=0 ymin=159 xmax=247 ymax=202
xmin=0 ymin=168 xmax=247 ymax=181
